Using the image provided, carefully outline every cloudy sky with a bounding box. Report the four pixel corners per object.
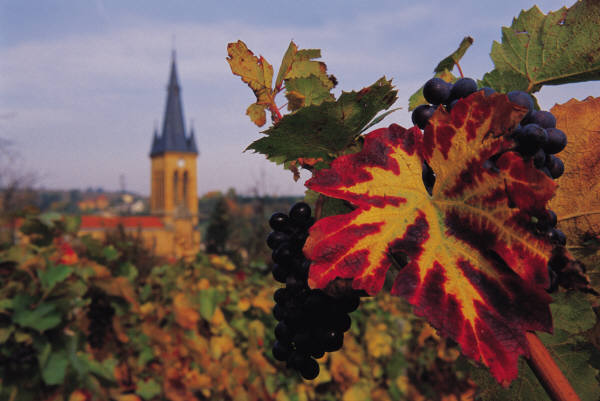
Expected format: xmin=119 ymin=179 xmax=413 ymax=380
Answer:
xmin=1 ymin=0 xmax=598 ymax=196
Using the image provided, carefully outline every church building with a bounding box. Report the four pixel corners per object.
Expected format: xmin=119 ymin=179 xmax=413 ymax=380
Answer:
xmin=77 ymin=52 xmax=201 ymax=260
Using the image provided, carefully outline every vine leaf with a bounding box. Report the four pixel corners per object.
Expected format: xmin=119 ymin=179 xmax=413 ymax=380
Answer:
xmin=227 ymin=40 xmax=275 ymax=127
xmin=549 ymin=97 xmax=600 ymax=283
xmin=246 ymin=77 xmax=397 ymax=163
xmin=304 ymin=92 xmax=557 ymax=384
xmin=480 ymin=0 xmax=600 ymax=93
xmin=408 ymin=37 xmax=473 ymax=111
xmin=276 ymin=41 xmax=335 ymax=111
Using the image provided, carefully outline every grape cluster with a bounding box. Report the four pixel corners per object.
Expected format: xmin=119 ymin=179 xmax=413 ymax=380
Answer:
xmin=267 ymin=202 xmax=360 ymax=380
xmin=414 ymin=77 xmax=570 ymax=292
xmin=87 ymin=288 xmax=115 ymax=349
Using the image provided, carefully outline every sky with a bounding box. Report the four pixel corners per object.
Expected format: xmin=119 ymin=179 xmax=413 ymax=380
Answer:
xmin=1 ymin=0 xmax=598 ymax=197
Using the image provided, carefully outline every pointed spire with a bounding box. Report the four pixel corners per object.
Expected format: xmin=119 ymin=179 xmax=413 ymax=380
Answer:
xmin=150 ymin=50 xmax=198 ymax=156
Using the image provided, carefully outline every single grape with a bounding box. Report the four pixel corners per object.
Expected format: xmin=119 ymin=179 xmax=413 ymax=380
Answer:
xmin=507 ymin=91 xmax=534 ymax=120
xmin=267 ymin=231 xmax=289 ymax=250
xmin=523 ymin=110 xmax=556 ymax=128
xmin=274 ymin=288 xmax=288 ymax=304
xmin=544 ymin=128 xmax=567 ymax=154
xmin=546 ymin=155 xmax=564 ymax=179
xmin=423 ymin=77 xmax=452 ymax=105
xmin=536 ymin=209 xmax=557 ymax=232
xmin=338 ymin=295 xmax=360 ymax=313
xmin=514 ymin=124 xmax=548 ymax=156
xmin=299 ymin=357 xmax=320 ymax=380
xmin=275 ymin=322 xmax=292 ymax=344
xmin=272 ymin=244 xmax=293 ymax=265
xmin=548 ymin=228 xmax=567 ymax=245
xmin=272 ymin=340 xmax=292 ymax=361
xmin=269 ymin=212 xmax=290 ymax=231
xmin=289 ymin=202 xmax=312 ymax=225
xmin=273 ymin=304 xmax=286 ymax=321
xmin=412 ymin=104 xmax=436 ymax=130
xmin=449 ymin=77 xmax=478 ymax=100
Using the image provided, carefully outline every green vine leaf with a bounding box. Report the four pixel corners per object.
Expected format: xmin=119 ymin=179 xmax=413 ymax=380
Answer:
xmin=246 ymin=77 xmax=397 ymax=163
xmin=408 ymin=37 xmax=472 ymax=111
xmin=480 ymin=0 xmax=600 ymax=93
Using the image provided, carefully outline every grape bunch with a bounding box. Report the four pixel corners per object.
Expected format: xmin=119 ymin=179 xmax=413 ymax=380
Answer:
xmin=267 ymin=202 xmax=361 ymax=380
xmin=414 ymin=77 xmax=570 ymax=292
xmin=87 ymin=288 xmax=115 ymax=349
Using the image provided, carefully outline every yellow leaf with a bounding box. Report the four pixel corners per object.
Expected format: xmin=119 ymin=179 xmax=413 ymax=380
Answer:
xmin=116 ymin=395 xmax=141 ymax=401
xmin=210 ymin=335 xmax=234 ymax=360
xmin=68 ymin=390 xmax=91 ymax=401
xmin=342 ymin=382 xmax=372 ymax=401
xmin=251 ymin=288 xmax=274 ymax=313
xmin=197 ymin=278 xmax=210 ymax=290
xmin=330 ymin=352 xmax=360 ymax=388
xmin=173 ymin=293 xmax=199 ymax=330
xmin=237 ymin=298 xmax=251 ymax=312
xmin=549 ymin=97 xmax=600 ymax=263
xmin=210 ymin=306 xmax=225 ymax=326
xmin=365 ymin=323 xmax=393 ymax=358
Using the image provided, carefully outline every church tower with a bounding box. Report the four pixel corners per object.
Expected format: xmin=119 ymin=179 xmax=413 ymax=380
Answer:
xmin=150 ymin=51 xmax=199 ymax=225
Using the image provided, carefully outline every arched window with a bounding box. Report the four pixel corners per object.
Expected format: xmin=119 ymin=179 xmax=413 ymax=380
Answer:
xmin=173 ymin=171 xmax=179 ymax=205
xmin=183 ymin=171 xmax=189 ymax=209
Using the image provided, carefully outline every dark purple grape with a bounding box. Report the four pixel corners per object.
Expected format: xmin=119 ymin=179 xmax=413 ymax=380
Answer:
xmin=507 ymin=91 xmax=534 ymax=120
xmin=546 ymin=155 xmax=564 ymax=179
xmin=267 ymin=231 xmax=289 ymax=250
xmin=272 ymin=264 xmax=289 ymax=283
xmin=273 ymin=304 xmax=286 ymax=321
xmin=331 ymin=313 xmax=352 ymax=332
xmin=275 ymin=322 xmax=292 ymax=343
xmin=514 ymin=124 xmax=548 ymax=156
xmin=274 ymin=288 xmax=288 ymax=304
xmin=272 ymin=244 xmax=293 ymax=264
xmin=299 ymin=357 xmax=320 ymax=380
xmin=536 ymin=209 xmax=557 ymax=232
xmin=544 ymin=128 xmax=567 ymax=154
xmin=412 ymin=104 xmax=437 ymax=130
xmin=523 ymin=110 xmax=556 ymax=128
xmin=272 ymin=340 xmax=292 ymax=361
xmin=548 ymin=228 xmax=567 ymax=245
xmin=269 ymin=212 xmax=290 ymax=231
xmin=449 ymin=78 xmax=477 ymax=100
xmin=338 ymin=295 xmax=360 ymax=313
xmin=423 ymin=78 xmax=452 ymax=105
xmin=289 ymin=202 xmax=311 ymax=226
xmin=292 ymin=331 xmax=312 ymax=353
xmin=311 ymin=347 xmax=325 ymax=359
xmin=323 ymin=330 xmax=344 ymax=352
xmin=541 ymin=167 xmax=552 ymax=178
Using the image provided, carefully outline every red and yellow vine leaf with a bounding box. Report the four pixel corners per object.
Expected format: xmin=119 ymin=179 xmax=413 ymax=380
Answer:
xmin=305 ymin=92 xmax=556 ymax=384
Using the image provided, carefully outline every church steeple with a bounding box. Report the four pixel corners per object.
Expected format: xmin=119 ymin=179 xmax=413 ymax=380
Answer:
xmin=150 ymin=51 xmax=198 ymax=156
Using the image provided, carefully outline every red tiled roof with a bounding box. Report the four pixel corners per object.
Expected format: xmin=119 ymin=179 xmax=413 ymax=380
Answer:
xmin=80 ymin=215 xmax=164 ymax=229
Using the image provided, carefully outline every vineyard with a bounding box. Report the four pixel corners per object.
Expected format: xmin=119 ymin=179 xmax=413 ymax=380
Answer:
xmin=2 ymin=0 xmax=600 ymax=400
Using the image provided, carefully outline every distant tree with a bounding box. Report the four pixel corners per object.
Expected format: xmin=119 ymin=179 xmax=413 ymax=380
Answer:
xmin=204 ymin=196 xmax=230 ymax=254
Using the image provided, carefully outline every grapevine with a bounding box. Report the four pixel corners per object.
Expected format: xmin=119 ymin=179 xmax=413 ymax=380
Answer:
xmin=230 ymin=1 xmax=600 ymax=399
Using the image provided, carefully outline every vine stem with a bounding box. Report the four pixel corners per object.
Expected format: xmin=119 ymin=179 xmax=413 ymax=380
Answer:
xmin=525 ymin=331 xmax=581 ymax=401
xmin=455 ymin=61 xmax=465 ymax=78
xmin=314 ymin=194 xmax=326 ymax=220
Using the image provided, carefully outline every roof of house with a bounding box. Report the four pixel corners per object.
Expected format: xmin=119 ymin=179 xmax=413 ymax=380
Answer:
xmin=80 ymin=215 xmax=164 ymax=229
xmin=150 ymin=51 xmax=198 ymax=157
